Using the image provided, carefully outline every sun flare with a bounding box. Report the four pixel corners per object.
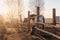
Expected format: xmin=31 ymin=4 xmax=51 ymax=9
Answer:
xmin=0 ymin=0 xmax=9 ymax=18
xmin=0 ymin=5 xmax=8 ymax=14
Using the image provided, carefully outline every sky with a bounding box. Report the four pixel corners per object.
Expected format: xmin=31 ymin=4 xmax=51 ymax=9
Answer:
xmin=44 ymin=0 xmax=60 ymax=18
xmin=0 ymin=0 xmax=9 ymax=17
xmin=0 ymin=0 xmax=60 ymax=19
xmin=20 ymin=0 xmax=60 ymax=18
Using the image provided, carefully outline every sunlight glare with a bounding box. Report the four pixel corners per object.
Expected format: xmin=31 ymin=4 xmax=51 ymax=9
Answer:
xmin=0 ymin=5 xmax=8 ymax=14
xmin=0 ymin=0 xmax=9 ymax=19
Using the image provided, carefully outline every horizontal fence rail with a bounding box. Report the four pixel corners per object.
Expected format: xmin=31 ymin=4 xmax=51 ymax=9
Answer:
xmin=34 ymin=27 xmax=60 ymax=40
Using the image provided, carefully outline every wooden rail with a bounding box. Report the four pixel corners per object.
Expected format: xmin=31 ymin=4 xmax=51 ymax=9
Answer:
xmin=34 ymin=27 xmax=60 ymax=40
